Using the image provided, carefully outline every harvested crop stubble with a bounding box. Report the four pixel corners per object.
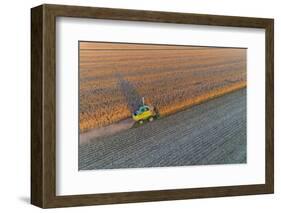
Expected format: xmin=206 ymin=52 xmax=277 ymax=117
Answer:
xmin=79 ymin=42 xmax=246 ymax=133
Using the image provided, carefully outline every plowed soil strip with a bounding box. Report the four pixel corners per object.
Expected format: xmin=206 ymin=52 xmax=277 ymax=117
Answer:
xmin=79 ymin=89 xmax=246 ymax=170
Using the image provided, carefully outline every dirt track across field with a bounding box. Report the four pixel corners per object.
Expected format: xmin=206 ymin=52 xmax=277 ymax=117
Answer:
xmin=79 ymin=89 xmax=246 ymax=170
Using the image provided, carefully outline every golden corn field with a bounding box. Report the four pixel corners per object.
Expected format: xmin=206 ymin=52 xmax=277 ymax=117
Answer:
xmin=79 ymin=42 xmax=246 ymax=133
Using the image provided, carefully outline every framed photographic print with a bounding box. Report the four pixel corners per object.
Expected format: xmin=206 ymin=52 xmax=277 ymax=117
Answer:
xmin=31 ymin=4 xmax=274 ymax=208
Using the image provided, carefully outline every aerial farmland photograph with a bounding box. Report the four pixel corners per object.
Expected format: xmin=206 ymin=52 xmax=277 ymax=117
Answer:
xmin=78 ymin=41 xmax=247 ymax=170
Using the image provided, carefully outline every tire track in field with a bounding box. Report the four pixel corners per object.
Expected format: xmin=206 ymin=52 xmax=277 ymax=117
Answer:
xmin=79 ymin=89 xmax=246 ymax=170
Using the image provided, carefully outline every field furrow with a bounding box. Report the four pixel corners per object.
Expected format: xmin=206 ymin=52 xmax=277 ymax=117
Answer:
xmin=79 ymin=89 xmax=246 ymax=169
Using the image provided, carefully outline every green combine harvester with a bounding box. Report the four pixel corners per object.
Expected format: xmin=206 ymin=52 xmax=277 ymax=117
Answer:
xmin=132 ymin=97 xmax=158 ymax=124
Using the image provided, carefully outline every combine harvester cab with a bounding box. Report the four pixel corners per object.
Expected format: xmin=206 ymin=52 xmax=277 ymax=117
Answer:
xmin=132 ymin=97 xmax=158 ymax=125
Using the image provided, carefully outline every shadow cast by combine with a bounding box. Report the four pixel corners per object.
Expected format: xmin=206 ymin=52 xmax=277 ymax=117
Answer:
xmin=116 ymin=73 xmax=142 ymax=113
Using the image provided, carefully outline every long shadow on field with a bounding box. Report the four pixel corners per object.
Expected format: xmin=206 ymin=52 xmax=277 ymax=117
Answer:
xmin=116 ymin=73 xmax=142 ymax=113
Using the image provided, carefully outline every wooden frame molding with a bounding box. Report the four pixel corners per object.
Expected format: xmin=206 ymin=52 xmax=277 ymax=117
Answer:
xmin=31 ymin=4 xmax=274 ymax=208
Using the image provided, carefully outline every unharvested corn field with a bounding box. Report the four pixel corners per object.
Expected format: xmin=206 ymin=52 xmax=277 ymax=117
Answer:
xmin=79 ymin=42 xmax=246 ymax=133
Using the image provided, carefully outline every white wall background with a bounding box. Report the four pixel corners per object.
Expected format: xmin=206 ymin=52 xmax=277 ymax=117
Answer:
xmin=0 ymin=0 xmax=279 ymax=212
